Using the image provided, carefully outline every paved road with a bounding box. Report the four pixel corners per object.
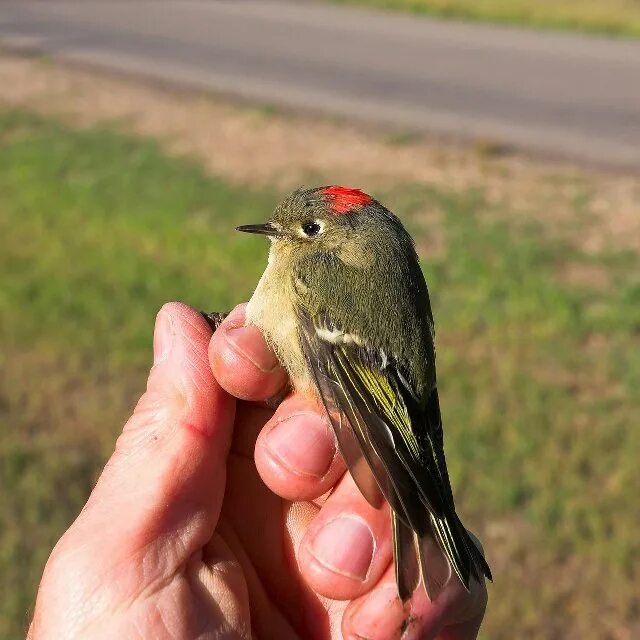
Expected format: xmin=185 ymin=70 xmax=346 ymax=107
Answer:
xmin=1 ymin=1 xmax=639 ymax=169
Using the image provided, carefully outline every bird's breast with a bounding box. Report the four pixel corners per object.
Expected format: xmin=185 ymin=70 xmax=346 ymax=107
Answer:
xmin=245 ymin=250 xmax=314 ymax=394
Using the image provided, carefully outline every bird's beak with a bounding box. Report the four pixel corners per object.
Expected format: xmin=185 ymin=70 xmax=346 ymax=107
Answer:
xmin=235 ymin=223 xmax=282 ymax=237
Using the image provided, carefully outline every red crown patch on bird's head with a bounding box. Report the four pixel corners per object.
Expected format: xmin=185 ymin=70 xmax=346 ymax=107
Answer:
xmin=321 ymin=186 xmax=374 ymax=214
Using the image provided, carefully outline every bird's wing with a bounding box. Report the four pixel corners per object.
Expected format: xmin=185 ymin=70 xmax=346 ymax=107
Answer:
xmin=297 ymin=309 xmax=452 ymax=532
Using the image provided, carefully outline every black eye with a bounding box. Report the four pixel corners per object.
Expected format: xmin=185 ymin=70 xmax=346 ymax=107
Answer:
xmin=302 ymin=221 xmax=321 ymax=237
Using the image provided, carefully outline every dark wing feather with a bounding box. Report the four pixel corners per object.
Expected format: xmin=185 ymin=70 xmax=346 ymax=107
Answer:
xmin=297 ymin=310 xmax=449 ymax=531
xmin=331 ymin=342 xmax=447 ymax=519
xmin=297 ymin=308 xmax=494 ymax=595
xmin=425 ymin=388 xmax=456 ymax=509
xmin=392 ymin=511 xmax=421 ymax=601
xmin=298 ymin=315 xmax=384 ymax=507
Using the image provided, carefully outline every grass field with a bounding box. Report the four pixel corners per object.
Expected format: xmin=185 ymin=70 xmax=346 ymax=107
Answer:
xmin=331 ymin=0 xmax=640 ymax=37
xmin=1 ymin=107 xmax=639 ymax=639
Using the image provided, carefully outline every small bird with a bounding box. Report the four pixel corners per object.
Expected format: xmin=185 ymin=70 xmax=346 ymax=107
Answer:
xmin=234 ymin=185 xmax=491 ymax=601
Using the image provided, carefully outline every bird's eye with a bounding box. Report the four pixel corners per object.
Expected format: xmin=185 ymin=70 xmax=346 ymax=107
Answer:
xmin=301 ymin=221 xmax=321 ymax=237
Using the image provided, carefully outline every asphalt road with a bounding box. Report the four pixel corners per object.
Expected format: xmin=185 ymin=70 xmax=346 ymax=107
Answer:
xmin=1 ymin=1 xmax=639 ymax=169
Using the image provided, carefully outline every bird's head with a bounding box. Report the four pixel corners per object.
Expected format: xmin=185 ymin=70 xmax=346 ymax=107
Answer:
xmin=236 ymin=185 xmax=387 ymax=254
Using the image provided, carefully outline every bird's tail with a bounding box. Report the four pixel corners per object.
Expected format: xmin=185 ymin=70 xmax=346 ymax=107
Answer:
xmin=392 ymin=511 xmax=421 ymax=601
xmin=392 ymin=511 xmax=492 ymax=602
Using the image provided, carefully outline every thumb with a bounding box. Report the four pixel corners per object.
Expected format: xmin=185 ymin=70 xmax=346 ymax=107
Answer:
xmin=58 ymin=302 xmax=235 ymax=583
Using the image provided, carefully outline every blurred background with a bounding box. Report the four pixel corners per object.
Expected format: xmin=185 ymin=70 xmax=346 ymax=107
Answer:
xmin=1 ymin=2 xmax=639 ymax=638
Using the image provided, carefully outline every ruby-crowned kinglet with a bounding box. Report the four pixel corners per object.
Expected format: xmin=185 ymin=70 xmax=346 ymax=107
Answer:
xmin=224 ymin=185 xmax=491 ymax=602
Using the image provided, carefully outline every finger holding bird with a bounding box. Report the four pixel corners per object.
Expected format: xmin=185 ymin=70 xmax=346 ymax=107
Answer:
xmin=342 ymin=562 xmax=487 ymax=640
xmin=207 ymin=292 xmax=488 ymax=636
xmin=209 ymin=303 xmax=289 ymax=401
xmin=209 ymin=309 xmax=395 ymax=598
xmin=254 ymin=391 xmax=348 ymax=501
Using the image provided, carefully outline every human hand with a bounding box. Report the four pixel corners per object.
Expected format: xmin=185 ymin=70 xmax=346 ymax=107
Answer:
xmin=29 ymin=302 xmax=487 ymax=639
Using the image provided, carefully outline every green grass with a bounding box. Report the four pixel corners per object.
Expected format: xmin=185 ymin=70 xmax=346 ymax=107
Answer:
xmin=331 ymin=0 xmax=640 ymax=37
xmin=1 ymin=109 xmax=638 ymax=639
xmin=0 ymin=110 xmax=277 ymax=638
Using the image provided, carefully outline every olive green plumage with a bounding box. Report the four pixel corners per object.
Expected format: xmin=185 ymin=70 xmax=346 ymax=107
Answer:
xmin=239 ymin=186 xmax=491 ymax=601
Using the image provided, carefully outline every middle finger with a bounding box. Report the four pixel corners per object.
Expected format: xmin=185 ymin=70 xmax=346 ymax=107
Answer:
xmin=297 ymin=470 xmax=393 ymax=601
xmin=255 ymin=392 xmax=347 ymax=501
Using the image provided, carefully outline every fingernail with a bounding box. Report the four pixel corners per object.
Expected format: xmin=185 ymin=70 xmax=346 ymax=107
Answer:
xmin=153 ymin=310 xmax=174 ymax=365
xmin=266 ymin=413 xmax=335 ymax=478
xmin=310 ymin=515 xmax=375 ymax=582
xmin=350 ymin=585 xmax=406 ymax=640
xmin=225 ymin=324 xmax=281 ymax=372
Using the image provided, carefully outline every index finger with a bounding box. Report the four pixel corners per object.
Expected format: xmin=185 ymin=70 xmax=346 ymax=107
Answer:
xmin=209 ymin=304 xmax=289 ymax=401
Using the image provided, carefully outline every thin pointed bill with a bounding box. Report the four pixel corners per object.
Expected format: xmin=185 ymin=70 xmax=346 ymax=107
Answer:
xmin=236 ymin=223 xmax=282 ymax=237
